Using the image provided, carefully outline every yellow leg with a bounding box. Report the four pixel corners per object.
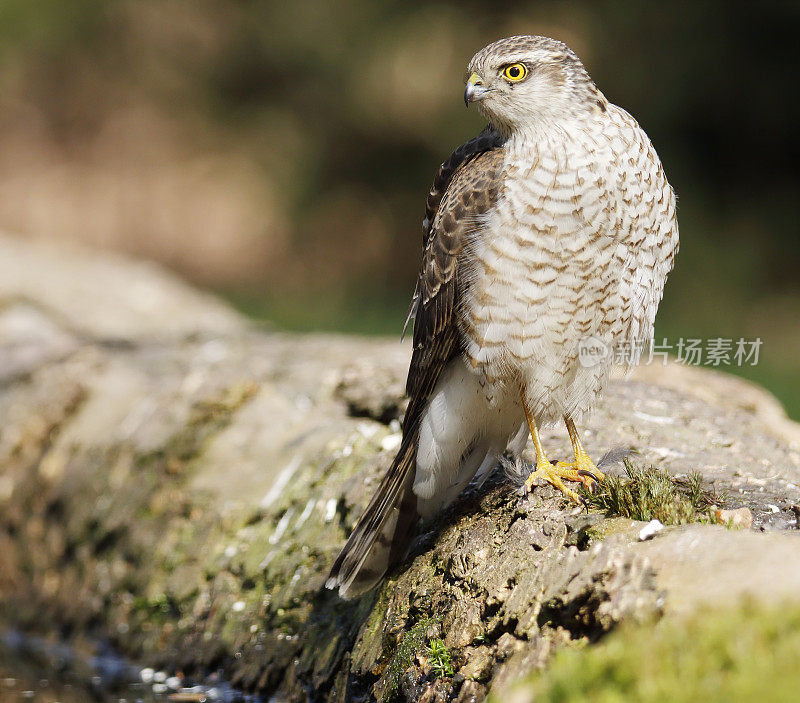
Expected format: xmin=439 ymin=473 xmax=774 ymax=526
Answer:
xmin=553 ymin=417 xmax=605 ymax=492
xmin=520 ymin=395 xmax=582 ymax=503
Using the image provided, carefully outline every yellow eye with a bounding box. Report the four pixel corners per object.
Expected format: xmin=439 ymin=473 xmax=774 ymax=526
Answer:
xmin=502 ymin=63 xmax=527 ymax=82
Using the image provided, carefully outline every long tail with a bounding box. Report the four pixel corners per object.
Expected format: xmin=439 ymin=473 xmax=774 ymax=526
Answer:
xmin=326 ymin=433 xmax=419 ymax=599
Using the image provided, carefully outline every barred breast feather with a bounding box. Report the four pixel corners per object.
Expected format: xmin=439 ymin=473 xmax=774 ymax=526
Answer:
xmin=461 ymin=103 xmax=677 ymax=425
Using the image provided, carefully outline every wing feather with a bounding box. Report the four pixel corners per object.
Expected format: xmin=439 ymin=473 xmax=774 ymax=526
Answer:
xmin=403 ymin=126 xmax=503 ymax=339
xmin=406 ymin=137 xmax=505 ymax=418
xmin=327 ymin=129 xmax=505 ymax=598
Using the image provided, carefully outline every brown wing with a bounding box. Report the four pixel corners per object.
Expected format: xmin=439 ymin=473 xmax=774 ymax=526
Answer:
xmin=403 ymin=126 xmax=504 ymax=337
xmin=405 ymin=128 xmax=505 ymax=429
xmin=421 ymin=126 xmax=505 ymax=246
xmin=327 ymin=131 xmax=505 ymax=598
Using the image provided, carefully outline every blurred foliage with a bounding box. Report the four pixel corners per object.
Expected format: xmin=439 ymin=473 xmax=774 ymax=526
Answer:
xmin=0 ymin=1 xmax=797 ymax=415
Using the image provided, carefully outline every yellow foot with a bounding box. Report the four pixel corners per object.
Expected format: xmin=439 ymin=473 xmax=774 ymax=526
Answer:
xmin=522 ymin=460 xmax=583 ymax=504
xmin=552 ymin=454 xmax=605 ymax=494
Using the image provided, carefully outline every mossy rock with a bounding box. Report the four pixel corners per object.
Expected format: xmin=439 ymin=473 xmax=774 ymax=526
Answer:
xmin=3 ymin=234 xmax=800 ymax=701
xmin=500 ymin=601 xmax=800 ymax=703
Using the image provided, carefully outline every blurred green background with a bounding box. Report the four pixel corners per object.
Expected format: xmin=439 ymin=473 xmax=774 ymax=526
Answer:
xmin=0 ymin=1 xmax=797 ymax=417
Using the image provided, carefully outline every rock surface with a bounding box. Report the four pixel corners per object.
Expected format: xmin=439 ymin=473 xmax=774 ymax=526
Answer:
xmin=1 ymin=231 xmax=800 ymax=701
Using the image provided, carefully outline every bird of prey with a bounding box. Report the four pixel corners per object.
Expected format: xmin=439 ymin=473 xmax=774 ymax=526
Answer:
xmin=327 ymin=35 xmax=678 ymax=598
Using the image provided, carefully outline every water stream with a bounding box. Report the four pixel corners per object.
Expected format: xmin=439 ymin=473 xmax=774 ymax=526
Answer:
xmin=1 ymin=630 xmax=267 ymax=703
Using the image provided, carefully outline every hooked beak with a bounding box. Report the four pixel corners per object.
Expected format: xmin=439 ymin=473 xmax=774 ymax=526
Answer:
xmin=464 ymin=72 xmax=489 ymax=106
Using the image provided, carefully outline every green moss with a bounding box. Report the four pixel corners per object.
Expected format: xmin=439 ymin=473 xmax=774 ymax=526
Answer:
xmin=380 ymin=617 xmax=434 ymax=702
xmin=497 ymin=602 xmax=800 ymax=703
xmin=583 ymin=460 xmax=714 ymax=525
xmin=426 ymin=638 xmax=454 ymax=678
xmin=351 ymin=586 xmax=393 ymax=672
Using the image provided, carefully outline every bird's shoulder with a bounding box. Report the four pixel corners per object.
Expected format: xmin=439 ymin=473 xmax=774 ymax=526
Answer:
xmin=421 ymin=127 xmax=505 ymax=242
xmin=597 ymin=104 xmax=679 ymax=284
xmin=603 ymin=104 xmax=678 ymax=227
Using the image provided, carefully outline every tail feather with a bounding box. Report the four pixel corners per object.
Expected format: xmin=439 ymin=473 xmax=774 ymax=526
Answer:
xmin=326 ymin=435 xmax=419 ymax=599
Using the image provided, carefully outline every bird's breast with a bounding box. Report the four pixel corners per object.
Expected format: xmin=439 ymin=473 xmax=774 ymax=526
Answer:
xmin=460 ymin=127 xmax=626 ymax=382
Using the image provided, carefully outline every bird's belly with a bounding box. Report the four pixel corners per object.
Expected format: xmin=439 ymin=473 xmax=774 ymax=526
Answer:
xmin=461 ymin=215 xmax=621 ymax=422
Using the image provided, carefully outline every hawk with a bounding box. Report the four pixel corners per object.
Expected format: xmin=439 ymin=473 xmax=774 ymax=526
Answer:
xmin=328 ymin=35 xmax=678 ymax=598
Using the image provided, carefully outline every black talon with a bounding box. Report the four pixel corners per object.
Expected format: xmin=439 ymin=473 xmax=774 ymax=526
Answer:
xmin=576 ymin=468 xmax=601 ymax=494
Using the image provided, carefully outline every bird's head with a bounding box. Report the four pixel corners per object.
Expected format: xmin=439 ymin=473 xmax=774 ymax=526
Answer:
xmin=464 ymin=35 xmax=600 ymax=134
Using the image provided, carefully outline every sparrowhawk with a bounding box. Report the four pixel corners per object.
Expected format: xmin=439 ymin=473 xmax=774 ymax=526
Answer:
xmin=328 ymin=35 xmax=679 ymax=598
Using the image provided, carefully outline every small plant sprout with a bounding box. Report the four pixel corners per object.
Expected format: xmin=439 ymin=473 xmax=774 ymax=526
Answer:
xmin=426 ymin=638 xmax=454 ymax=678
